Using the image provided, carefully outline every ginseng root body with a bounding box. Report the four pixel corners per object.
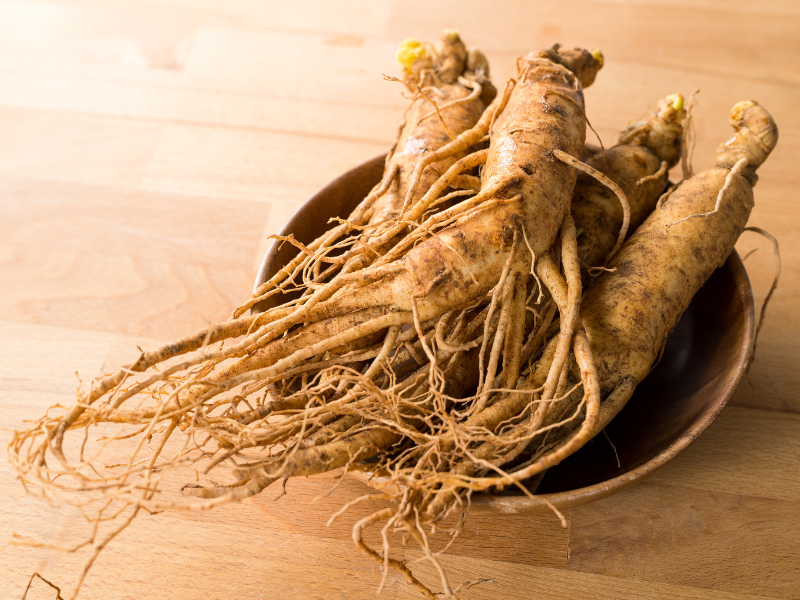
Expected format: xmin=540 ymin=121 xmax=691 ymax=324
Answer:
xmin=310 ymin=46 xmax=601 ymax=325
xmin=364 ymin=32 xmax=494 ymax=234
xmin=584 ymin=101 xmax=777 ymax=412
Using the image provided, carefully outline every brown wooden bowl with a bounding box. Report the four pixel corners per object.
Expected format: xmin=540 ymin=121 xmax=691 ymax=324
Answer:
xmin=254 ymin=155 xmax=755 ymax=516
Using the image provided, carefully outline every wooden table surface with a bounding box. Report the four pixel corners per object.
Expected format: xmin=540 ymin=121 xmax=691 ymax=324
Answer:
xmin=2 ymin=1 xmax=799 ymax=598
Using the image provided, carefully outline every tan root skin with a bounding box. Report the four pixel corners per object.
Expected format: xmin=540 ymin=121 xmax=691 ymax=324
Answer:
xmin=319 ymin=52 xmax=594 ymax=324
xmin=372 ymin=85 xmax=485 ymax=226
xmin=373 ymin=31 xmax=494 ymax=229
xmin=583 ymin=101 xmax=777 ymax=398
xmin=572 ymin=94 xmax=685 ymax=271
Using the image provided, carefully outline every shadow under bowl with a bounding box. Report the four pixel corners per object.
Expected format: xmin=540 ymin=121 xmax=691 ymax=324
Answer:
xmin=254 ymin=155 xmax=755 ymax=516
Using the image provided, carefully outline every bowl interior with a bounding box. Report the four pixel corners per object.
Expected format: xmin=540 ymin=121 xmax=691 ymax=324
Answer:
xmin=254 ymin=156 xmax=755 ymax=510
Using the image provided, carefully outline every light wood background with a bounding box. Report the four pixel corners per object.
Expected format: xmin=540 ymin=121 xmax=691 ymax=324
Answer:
xmin=2 ymin=1 xmax=799 ymax=599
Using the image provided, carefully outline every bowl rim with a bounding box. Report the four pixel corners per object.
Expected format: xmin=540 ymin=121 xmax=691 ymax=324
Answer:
xmin=253 ymin=155 xmax=756 ymax=516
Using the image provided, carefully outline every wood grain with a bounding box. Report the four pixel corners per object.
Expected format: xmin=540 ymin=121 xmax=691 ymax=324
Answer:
xmin=566 ymin=482 xmax=800 ymax=598
xmin=1 ymin=1 xmax=799 ymax=599
xmin=649 ymin=406 xmax=800 ymax=502
xmin=0 ymin=177 xmax=267 ymax=338
xmin=142 ymin=125 xmax=388 ymax=202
